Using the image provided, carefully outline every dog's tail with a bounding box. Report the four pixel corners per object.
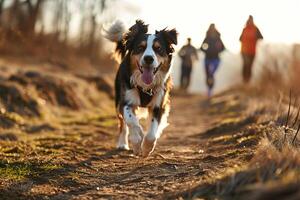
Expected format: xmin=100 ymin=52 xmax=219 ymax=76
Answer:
xmin=103 ymin=20 xmax=126 ymax=59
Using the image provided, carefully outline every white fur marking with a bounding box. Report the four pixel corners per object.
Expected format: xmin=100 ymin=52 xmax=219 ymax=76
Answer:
xmin=123 ymin=105 xmax=144 ymax=154
xmin=157 ymin=111 xmax=169 ymax=137
xmin=124 ymin=105 xmax=139 ymax=127
xmin=147 ymin=119 xmax=159 ymax=141
xmin=146 ymin=109 xmax=169 ymax=141
xmin=125 ymin=89 xmax=140 ymax=106
xmin=140 ymin=34 xmax=159 ymax=68
xmin=117 ymin=123 xmax=129 ymax=150
xmin=135 ymin=107 xmax=149 ymax=120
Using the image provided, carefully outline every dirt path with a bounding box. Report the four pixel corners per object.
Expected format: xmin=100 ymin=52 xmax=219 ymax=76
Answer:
xmin=0 ymin=91 xmax=261 ymax=199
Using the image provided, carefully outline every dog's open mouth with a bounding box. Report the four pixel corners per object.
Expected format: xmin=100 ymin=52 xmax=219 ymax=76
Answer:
xmin=136 ymin=61 xmax=161 ymax=85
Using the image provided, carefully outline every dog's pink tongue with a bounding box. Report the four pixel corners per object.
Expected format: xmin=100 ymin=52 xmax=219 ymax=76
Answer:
xmin=142 ymin=68 xmax=154 ymax=85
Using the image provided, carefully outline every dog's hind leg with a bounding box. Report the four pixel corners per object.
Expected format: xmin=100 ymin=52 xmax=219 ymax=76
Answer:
xmin=123 ymin=105 xmax=144 ymax=155
xmin=117 ymin=114 xmax=129 ymax=150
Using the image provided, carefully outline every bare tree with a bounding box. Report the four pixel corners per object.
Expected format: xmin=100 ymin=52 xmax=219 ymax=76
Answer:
xmin=0 ymin=0 xmax=117 ymax=64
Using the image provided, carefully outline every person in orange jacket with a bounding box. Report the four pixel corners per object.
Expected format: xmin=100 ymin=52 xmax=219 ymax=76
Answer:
xmin=239 ymin=15 xmax=263 ymax=83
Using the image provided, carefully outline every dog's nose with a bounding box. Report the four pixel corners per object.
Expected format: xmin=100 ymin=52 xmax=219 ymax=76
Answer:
xmin=144 ymin=55 xmax=154 ymax=64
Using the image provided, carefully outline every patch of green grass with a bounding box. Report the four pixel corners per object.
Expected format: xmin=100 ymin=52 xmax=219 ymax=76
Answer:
xmin=0 ymin=160 xmax=62 ymax=181
xmin=40 ymin=163 xmax=61 ymax=171
xmin=0 ymin=162 xmax=32 ymax=180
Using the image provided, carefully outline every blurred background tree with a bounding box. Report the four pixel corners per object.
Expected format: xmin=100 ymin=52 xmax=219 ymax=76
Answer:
xmin=0 ymin=0 xmax=116 ymax=69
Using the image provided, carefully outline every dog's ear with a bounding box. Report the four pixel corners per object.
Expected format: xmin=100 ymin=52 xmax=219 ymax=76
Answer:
xmin=156 ymin=28 xmax=178 ymax=53
xmin=124 ymin=20 xmax=148 ymax=50
xmin=156 ymin=28 xmax=178 ymax=45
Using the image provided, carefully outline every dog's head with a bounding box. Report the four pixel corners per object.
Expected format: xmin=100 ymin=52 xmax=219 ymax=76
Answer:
xmin=124 ymin=20 xmax=177 ymax=87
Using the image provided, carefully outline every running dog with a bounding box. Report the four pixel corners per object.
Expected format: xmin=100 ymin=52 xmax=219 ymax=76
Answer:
xmin=105 ymin=20 xmax=177 ymax=157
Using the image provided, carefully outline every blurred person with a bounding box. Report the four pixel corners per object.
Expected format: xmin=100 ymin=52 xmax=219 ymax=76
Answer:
xmin=178 ymin=38 xmax=198 ymax=91
xmin=200 ymin=23 xmax=225 ymax=97
xmin=239 ymin=15 xmax=263 ymax=83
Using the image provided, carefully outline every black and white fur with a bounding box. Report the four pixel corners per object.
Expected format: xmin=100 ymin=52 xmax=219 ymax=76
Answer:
xmin=105 ymin=20 xmax=177 ymax=157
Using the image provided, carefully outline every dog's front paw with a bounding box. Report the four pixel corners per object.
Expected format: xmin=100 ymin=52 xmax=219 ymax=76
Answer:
xmin=117 ymin=143 xmax=129 ymax=151
xmin=129 ymin=136 xmax=142 ymax=155
xmin=141 ymin=137 xmax=157 ymax=157
xmin=129 ymin=127 xmax=143 ymax=155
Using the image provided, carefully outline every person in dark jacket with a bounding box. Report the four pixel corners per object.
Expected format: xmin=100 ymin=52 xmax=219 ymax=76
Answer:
xmin=178 ymin=38 xmax=198 ymax=91
xmin=200 ymin=23 xmax=225 ymax=97
xmin=239 ymin=15 xmax=263 ymax=83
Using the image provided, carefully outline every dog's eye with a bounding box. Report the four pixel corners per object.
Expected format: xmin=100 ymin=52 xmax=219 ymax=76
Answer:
xmin=137 ymin=46 xmax=145 ymax=52
xmin=154 ymin=46 xmax=161 ymax=51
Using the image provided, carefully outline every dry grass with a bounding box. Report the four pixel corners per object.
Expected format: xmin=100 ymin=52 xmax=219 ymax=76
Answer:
xmin=176 ymin=124 xmax=300 ymax=199
xmin=175 ymin=89 xmax=300 ymax=200
xmin=253 ymin=44 xmax=300 ymax=97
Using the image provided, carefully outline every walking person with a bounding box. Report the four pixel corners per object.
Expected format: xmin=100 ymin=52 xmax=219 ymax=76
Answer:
xmin=178 ymin=38 xmax=198 ymax=91
xmin=200 ymin=23 xmax=225 ymax=97
xmin=239 ymin=15 xmax=263 ymax=83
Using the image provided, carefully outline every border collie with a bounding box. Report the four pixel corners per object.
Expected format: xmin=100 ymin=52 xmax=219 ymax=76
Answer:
xmin=105 ymin=20 xmax=177 ymax=157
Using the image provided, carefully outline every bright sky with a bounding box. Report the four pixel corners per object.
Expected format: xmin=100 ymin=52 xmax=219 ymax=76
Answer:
xmin=108 ymin=0 xmax=300 ymax=52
